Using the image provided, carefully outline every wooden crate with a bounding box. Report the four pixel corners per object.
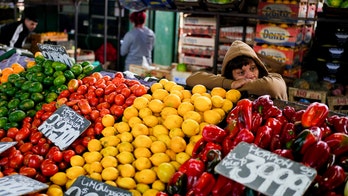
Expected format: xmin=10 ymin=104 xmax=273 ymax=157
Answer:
xmin=288 ymin=87 xmax=327 ymax=104
xmin=327 ymin=96 xmax=348 ymax=115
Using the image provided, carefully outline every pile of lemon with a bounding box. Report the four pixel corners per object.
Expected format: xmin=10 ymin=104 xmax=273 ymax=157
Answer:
xmin=48 ymin=79 xmax=241 ymax=196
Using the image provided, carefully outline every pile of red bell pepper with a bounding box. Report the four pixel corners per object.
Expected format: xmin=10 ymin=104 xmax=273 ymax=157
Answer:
xmin=157 ymin=95 xmax=348 ymax=196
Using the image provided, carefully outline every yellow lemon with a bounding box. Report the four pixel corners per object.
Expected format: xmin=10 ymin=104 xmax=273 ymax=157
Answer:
xmin=100 ymin=146 xmax=118 ymax=157
xmin=100 ymin=135 xmax=121 ymax=147
xmin=190 ymin=135 xmax=203 ymax=144
xmin=159 ymin=78 xmax=169 ymax=86
xmin=185 ymin=142 xmax=195 ymax=156
xmin=87 ymin=139 xmax=102 ymax=152
xmin=129 ymin=189 xmax=142 ymax=196
xmin=170 ymin=89 xmax=184 ymax=100
xmin=102 ymin=114 xmax=115 ymax=127
xmin=47 ymin=184 xmax=63 ymax=196
xmin=116 ymin=151 xmax=135 ymax=164
xmin=211 ymin=87 xmax=227 ymax=98
xmin=101 ymin=155 xmax=118 ymax=168
xmin=70 ymin=155 xmax=85 ymax=167
xmin=136 ymin=183 xmax=150 ymax=194
xmin=143 ymin=189 xmax=159 ymax=196
xmin=65 ymin=178 xmax=76 ymax=189
xmin=157 ymin=162 xmax=176 ymax=183
xmin=163 ymin=114 xmax=183 ymax=130
xmin=156 ymin=134 xmax=171 ymax=147
xmin=163 ymin=94 xmax=181 ymax=108
xmin=203 ymin=110 xmax=223 ymax=124
xmin=66 ymin=166 xmax=86 ymax=180
xmin=148 ymin=99 xmax=164 ymax=113
xmin=83 ymin=163 xmax=91 ymax=174
xmin=128 ymin=116 xmax=143 ymax=128
xmin=176 ymin=152 xmax=191 ymax=164
xmin=134 ymin=147 xmax=152 ymax=158
xmin=192 ymin=84 xmax=207 ymax=94
xmin=89 ymin=161 xmax=103 ymax=173
xmin=152 ymin=180 xmax=166 ymax=191
xmin=170 ymin=161 xmax=181 ymax=170
xmin=170 ymin=84 xmax=185 ymax=92
xmin=143 ymin=115 xmax=159 ymax=128
xmin=213 ymin=108 xmax=226 ymax=119
xmin=181 ymin=89 xmax=192 ymax=100
xmin=84 ymin=151 xmax=102 ymax=163
xmin=182 ymin=118 xmax=200 ymax=137
xmin=169 ymin=136 xmax=187 ymax=153
xmin=123 ymin=106 xmax=139 ymax=121
xmin=89 ymin=172 xmax=102 ymax=181
xmin=133 ymin=96 xmax=149 ymax=110
xmin=150 ymin=140 xmax=167 ymax=153
xmin=190 ymin=93 xmax=202 ymax=103
xmin=118 ymin=131 xmax=133 ymax=142
xmin=131 ymin=123 xmax=149 ymax=137
xmin=118 ymin=163 xmax=135 ymax=177
xmin=139 ymin=107 xmax=153 ymax=119
xmin=133 ymin=135 xmax=153 ymax=148
xmin=164 ymin=81 xmax=176 ymax=92
xmin=142 ymin=93 xmax=152 ymax=101
xmin=177 ymin=102 xmax=194 ymax=117
xmin=226 ymin=89 xmax=242 ymax=103
xmin=169 ymin=128 xmax=185 ymax=138
xmin=105 ymin=180 xmax=116 ymax=187
xmin=211 ymin=95 xmax=224 ymax=108
xmin=117 ymin=142 xmax=134 ymax=152
xmin=152 ymin=125 xmax=169 ymax=137
xmin=161 ymin=107 xmax=178 ymax=119
xmin=101 ymin=167 xmax=119 ymax=181
xmin=50 ymin=172 xmax=68 ymax=186
xmin=133 ymin=157 xmax=152 ymax=170
xmin=202 ymin=92 xmax=211 ymax=99
xmin=149 ymin=152 xmax=170 ymax=166
xmin=165 ymin=149 xmax=177 ymax=161
xmin=152 ymin=89 xmax=169 ymax=101
xmin=199 ymin=122 xmax=209 ymax=134
xmin=222 ymin=99 xmax=233 ymax=113
xmin=183 ymin=110 xmax=202 ymax=123
xmin=151 ymin=82 xmax=164 ymax=93
xmin=102 ymin=126 xmax=117 ymax=136
xmin=135 ymin=169 xmax=157 ymax=184
xmin=115 ymin=121 xmax=130 ymax=133
xmin=194 ymin=96 xmax=212 ymax=112
xmin=116 ymin=177 xmax=137 ymax=190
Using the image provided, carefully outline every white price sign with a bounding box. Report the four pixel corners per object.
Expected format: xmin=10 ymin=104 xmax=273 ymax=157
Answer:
xmin=215 ymin=142 xmax=317 ymax=196
xmin=0 ymin=174 xmax=48 ymax=196
xmin=0 ymin=141 xmax=17 ymax=154
xmin=37 ymin=43 xmax=73 ymax=67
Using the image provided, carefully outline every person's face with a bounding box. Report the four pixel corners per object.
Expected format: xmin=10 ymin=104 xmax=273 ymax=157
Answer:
xmin=232 ymin=63 xmax=259 ymax=80
xmin=24 ymin=19 xmax=38 ymax=32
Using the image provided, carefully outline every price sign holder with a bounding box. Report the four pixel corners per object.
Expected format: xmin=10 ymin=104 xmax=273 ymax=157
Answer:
xmin=0 ymin=141 xmax=17 ymax=154
xmin=38 ymin=105 xmax=91 ymax=150
xmin=65 ymin=176 xmax=132 ymax=196
xmin=0 ymin=174 xmax=48 ymax=196
xmin=215 ymin=142 xmax=317 ymax=196
xmin=37 ymin=43 xmax=73 ymax=67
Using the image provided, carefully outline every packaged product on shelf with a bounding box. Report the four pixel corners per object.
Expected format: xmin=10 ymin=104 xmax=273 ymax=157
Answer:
xmin=257 ymin=0 xmax=308 ymax=20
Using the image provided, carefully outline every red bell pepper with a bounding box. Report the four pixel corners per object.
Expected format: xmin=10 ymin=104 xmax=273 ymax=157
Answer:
xmin=202 ymin=124 xmax=227 ymax=143
xmin=231 ymin=128 xmax=254 ymax=149
xmin=294 ymin=109 xmax=305 ymax=122
xmin=191 ymin=138 xmax=205 ymax=159
xmin=230 ymin=180 xmax=246 ymax=196
xmin=273 ymin=149 xmax=295 ymax=160
xmin=222 ymin=125 xmax=240 ymax=156
xmin=166 ymin=171 xmax=187 ymax=195
xmin=211 ymin=175 xmax=234 ymax=196
xmin=178 ymin=158 xmax=205 ymax=191
xmin=270 ymin=134 xmax=282 ymax=152
xmin=283 ymin=105 xmax=296 ymax=122
xmin=226 ymin=105 xmax=240 ymax=125
xmin=280 ymin=122 xmax=296 ymax=149
xmin=204 ymin=149 xmax=222 ymax=173
xmin=199 ymin=142 xmax=222 ymax=163
xmin=291 ymin=129 xmax=319 ymax=155
xmin=327 ymin=115 xmax=348 ymax=134
xmin=309 ymin=126 xmax=324 ymax=141
xmin=254 ymin=125 xmax=273 ymax=150
xmin=318 ymin=165 xmax=346 ymax=191
xmin=236 ymin=99 xmax=253 ymax=130
xmin=301 ymin=102 xmax=329 ymax=128
xmin=323 ymin=132 xmax=348 ymax=157
xmin=252 ymin=94 xmax=273 ymax=115
xmin=265 ymin=117 xmax=284 ymax=137
xmin=263 ymin=105 xmax=282 ymax=119
xmin=192 ymin=172 xmax=216 ymax=196
xmin=302 ymin=141 xmax=331 ymax=171
xmin=250 ymin=111 xmax=263 ymax=134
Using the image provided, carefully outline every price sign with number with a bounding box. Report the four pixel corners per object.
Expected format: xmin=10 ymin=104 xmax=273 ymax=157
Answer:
xmin=215 ymin=142 xmax=317 ymax=196
xmin=65 ymin=176 xmax=132 ymax=196
xmin=0 ymin=141 xmax=17 ymax=154
xmin=38 ymin=105 xmax=91 ymax=150
xmin=0 ymin=174 xmax=48 ymax=196
xmin=37 ymin=43 xmax=73 ymax=67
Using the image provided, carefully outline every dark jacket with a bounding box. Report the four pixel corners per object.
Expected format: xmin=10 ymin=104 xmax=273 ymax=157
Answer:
xmin=186 ymin=40 xmax=288 ymax=100
xmin=0 ymin=20 xmax=30 ymax=48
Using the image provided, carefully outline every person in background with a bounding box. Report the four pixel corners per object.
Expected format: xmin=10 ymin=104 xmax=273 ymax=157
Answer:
xmin=0 ymin=7 xmax=39 ymax=48
xmin=120 ymin=10 xmax=155 ymax=71
xmin=186 ymin=40 xmax=288 ymax=100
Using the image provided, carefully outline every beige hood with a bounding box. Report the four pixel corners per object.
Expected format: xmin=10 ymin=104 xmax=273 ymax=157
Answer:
xmin=221 ymin=40 xmax=269 ymax=77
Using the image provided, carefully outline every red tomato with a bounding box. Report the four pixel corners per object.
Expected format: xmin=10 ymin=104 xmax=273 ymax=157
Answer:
xmin=134 ymin=85 xmax=148 ymax=97
xmin=19 ymin=167 xmax=37 ymax=178
xmin=52 ymin=150 xmax=63 ymax=162
xmin=89 ymin=110 xmax=100 ymax=121
xmin=39 ymin=143 xmax=51 ymax=156
xmin=91 ymin=72 xmax=103 ymax=80
xmin=0 ymin=157 xmax=9 ymax=167
xmin=94 ymin=122 xmax=104 ymax=135
xmin=99 ymin=108 xmax=110 ymax=117
xmin=41 ymin=163 xmax=58 ymax=177
xmin=7 ymin=127 xmax=19 ymax=139
xmin=89 ymin=97 xmax=99 ymax=107
xmin=45 ymin=146 xmax=59 ymax=160
xmin=56 ymin=97 xmax=68 ymax=108
xmin=115 ymin=72 xmax=124 ymax=78
xmin=97 ymin=102 xmax=110 ymax=110
xmin=121 ymin=87 xmax=131 ymax=98
xmin=3 ymin=168 xmax=16 ymax=176
xmin=68 ymin=79 xmax=80 ymax=92
xmin=1 ymin=137 xmax=13 ymax=142
xmin=34 ymin=173 xmax=48 ymax=183
xmin=74 ymin=144 xmax=86 ymax=155
xmin=126 ymin=79 xmax=140 ymax=87
xmin=58 ymin=89 xmax=70 ymax=99
xmin=125 ymin=94 xmax=137 ymax=106
xmin=112 ymin=77 xmax=125 ymax=86
xmin=103 ymin=75 xmax=112 ymax=82
xmin=41 ymin=111 xmax=53 ymax=121
xmin=15 ymin=127 xmax=31 ymax=141
xmin=115 ymin=83 xmax=127 ymax=93
xmin=95 ymin=77 xmax=106 ymax=86
xmin=9 ymin=153 xmax=24 ymax=169
xmin=30 ymin=131 xmax=43 ymax=144
xmin=76 ymin=85 xmax=88 ymax=95
xmin=95 ymin=88 xmax=104 ymax=97
xmin=19 ymin=142 xmax=33 ymax=153
xmin=78 ymin=99 xmax=92 ymax=115
xmin=23 ymin=117 xmax=32 ymax=124
xmin=88 ymin=85 xmax=97 ymax=93
xmin=58 ymin=161 xmax=69 ymax=171
xmin=0 ymin=129 xmax=6 ymax=139
xmin=81 ymin=136 xmax=93 ymax=147
xmin=82 ymin=76 xmax=97 ymax=86
xmin=114 ymin=94 xmax=125 ymax=106
xmin=86 ymin=91 xmax=97 ymax=100
xmin=110 ymin=105 xmax=124 ymax=117
xmin=105 ymin=92 xmax=116 ymax=104
xmin=104 ymin=83 xmax=116 ymax=95
xmin=27 ymin=154 xmax=43 ymax=169
xmin=41 ymin=102 xmax=56 ymax=112
xmin=62 ymin=149 xmax=76 ymax=163
xmin=84 ymin=127 xmax=95 ymax=136
xmin=65 ymin=99 xmax=79 ymax=106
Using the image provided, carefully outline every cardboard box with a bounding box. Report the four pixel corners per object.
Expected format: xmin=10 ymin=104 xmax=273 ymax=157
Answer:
xmin=257 ymin=0 xmax=307 ymax=20
xmin=327 ymin=96 xmax=348 ymax=115
xmin=180 ymin=35 xmax=215 ymax=47
xmin=183 ymin=16 xmax=216 ymax=26
xmin=253 ymin=44 xmax=302 ymax=66
xmin=179 ymin=53 xmax=214 ymax=67
xmin=182 ymin=25 xmax=216 ymax=35
xmin=181 ymin=45 xmax=214 ymax=56
xmin=288 ymin=87 xmax=327 ymax=104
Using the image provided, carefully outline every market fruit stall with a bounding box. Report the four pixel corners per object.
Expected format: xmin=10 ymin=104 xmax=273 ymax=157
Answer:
xmin=0 ymin=53 xmax=347 ymax=196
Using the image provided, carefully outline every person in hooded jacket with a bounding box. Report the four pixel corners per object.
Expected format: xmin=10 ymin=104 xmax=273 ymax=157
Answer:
xmin=186 ymin=40 xmax=288 ymax=100
xmin=0 ymin=7 xmax=38 ymax=48
xmin=120 ymin=10 xmax=155 ymax=71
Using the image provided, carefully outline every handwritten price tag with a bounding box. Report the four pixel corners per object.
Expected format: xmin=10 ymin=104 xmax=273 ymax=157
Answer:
xmin=37 ymin=43 xmax=73 ymax=67
xmin=215 ymin=142 xmax=317 ymax=196
xmin=0 ymin=174 xmax=48 ymax=196
xmin=38 ymin=105 xmax=91 ymax=150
